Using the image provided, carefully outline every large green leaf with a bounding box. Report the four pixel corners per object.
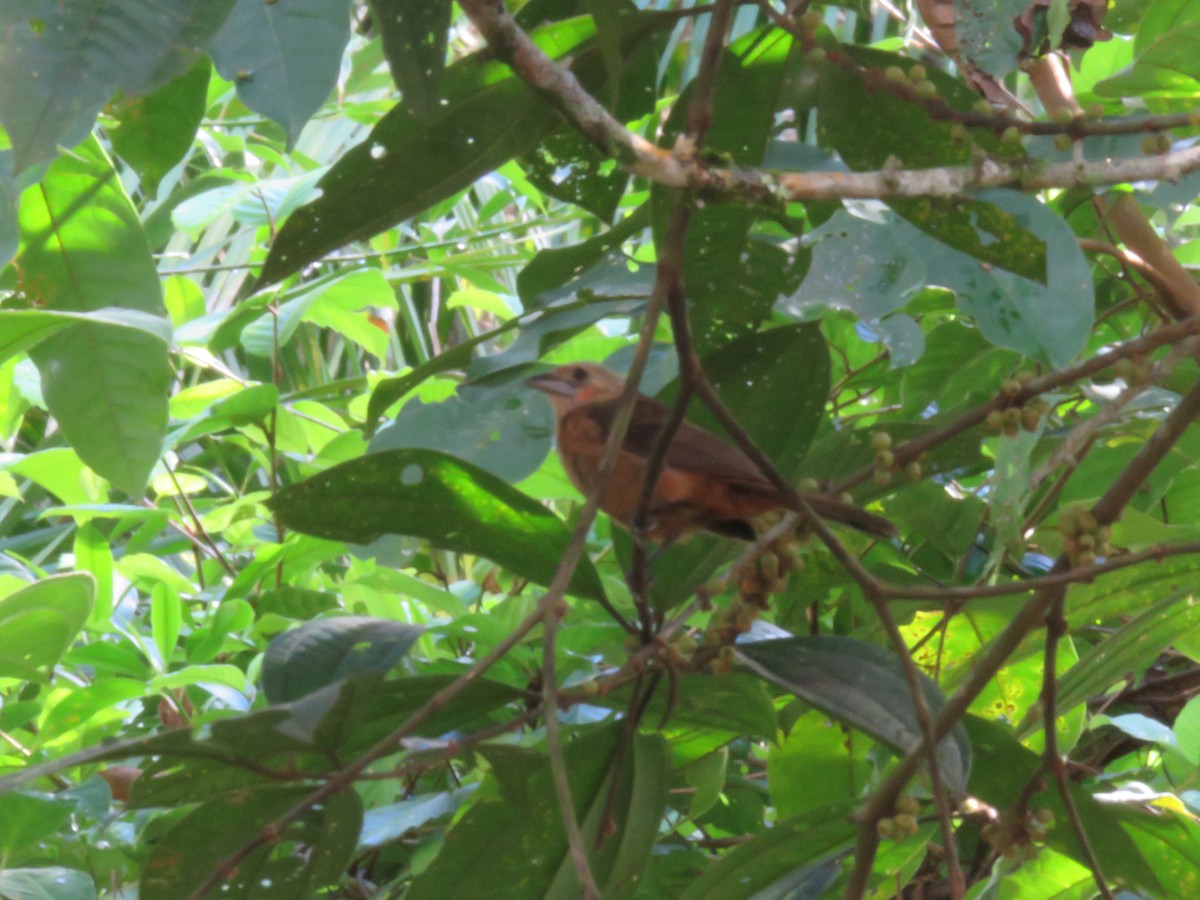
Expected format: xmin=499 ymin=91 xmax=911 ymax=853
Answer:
xmin=1021 ymin=589 xmax=1200 ymax=735
xmin=818 ymin=49 xmax=1048 ymax=285
xmin=140 ymin=784 xmax=361 ymax=900
xmin=654 ymin=28 xmax=801 ymax=352
xmin=0 ymin=573 xmax=94 ymax=681
xmin=207 ymin=0 xmax=351 ymax=148
xmin=681 ymin=802 xmax=854 ymax=900
xmin=1096 ymin=0 xmax=1200 ymax=97
xmin=371 ymin=373 xmax=554 ymax=483
xmin=262 ymin=616 xmax=424 ymax=704
xmin=408 ymin=725 xmax=669 ymax=899
xmin=739 ymin=635 xmax=972 ymax=796
xmin=258 ymin=17 xmax=599 ymax=285
xmin=19 ymin=138 xmax=171 ymax=496
xmin=267 ymin=448 xmax=607 ymax=601
xmin=370 ymin=0 xmax=451 ymax=119
xmin=110 ymin=57 xmax=210 ymax=195
xmin=0 ymin=0 xmax=234 ymax=173
xmin=0 ymin=307 xmax=171 ymax=367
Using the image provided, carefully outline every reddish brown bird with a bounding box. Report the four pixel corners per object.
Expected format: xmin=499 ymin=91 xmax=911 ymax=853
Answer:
xmin=527 ymin=363 xmax=894 ymax=543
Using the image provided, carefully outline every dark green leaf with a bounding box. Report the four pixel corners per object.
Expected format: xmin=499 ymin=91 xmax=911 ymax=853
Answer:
xmin=262 ymin=616 xmax=424 ymax=703
xmin=267 ymin=449 xmax=606 ymax=601
xmin=207 ymin=0 xmax=351 ymax=148
xmin=681 ymin=802 xmax=855 ymax=900
xmin=409 ymin=724 xmax=669 ymax=899
xmin=140 ymin=785 xmax=361 ymax=900
xmin=370 ymin=0 xmax=451 ymax=119
xmin=739 ymin=635 xmax=971 ymax=795
xmin=258 ymin=17 xmax=600 ymax=285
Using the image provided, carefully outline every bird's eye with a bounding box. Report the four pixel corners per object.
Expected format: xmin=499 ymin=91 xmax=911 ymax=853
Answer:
xmin=572 ymin=366 xmax=587 ymax=381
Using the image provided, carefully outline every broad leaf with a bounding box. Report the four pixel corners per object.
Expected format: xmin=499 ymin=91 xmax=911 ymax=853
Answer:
xmin=739 ymin=635 xmax=971 ymax=796
xmin=19 ymin=138 xmax=171 ymax=496
xmin=267 ymin=448 xmax=607 ymax=601
xmin=408 ymin=725 xmax=669 ymax=899
xmin=208 ymin=0 xmax=351 ymax=148
xmin=262 ymin=616 xmax=424 ymax=704
xmin=0 ymin=574 xmax=94 ymax=681
xmin=140 ymin=785 xmax=361 ymax=900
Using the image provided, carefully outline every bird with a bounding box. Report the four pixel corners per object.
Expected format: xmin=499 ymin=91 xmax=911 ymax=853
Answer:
xmin=526 ymin=362 xmax=895 ymax=544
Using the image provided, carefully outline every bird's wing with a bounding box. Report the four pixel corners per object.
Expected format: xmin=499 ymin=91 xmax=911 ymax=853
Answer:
xmin=584 ymin=396 xmax=773 ymax=487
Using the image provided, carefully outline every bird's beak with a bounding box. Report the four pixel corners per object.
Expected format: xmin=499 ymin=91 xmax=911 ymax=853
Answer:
xmin=525 ymin=373 xmax=577 ymax=397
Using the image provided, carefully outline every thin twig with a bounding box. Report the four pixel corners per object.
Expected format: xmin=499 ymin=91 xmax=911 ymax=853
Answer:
xmin=1042 ymin=595 xmax=1115 ymax=898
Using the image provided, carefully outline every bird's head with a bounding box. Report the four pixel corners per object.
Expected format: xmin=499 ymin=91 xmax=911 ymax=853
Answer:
xmin=526 ymin=363 xmax=626 ymax=415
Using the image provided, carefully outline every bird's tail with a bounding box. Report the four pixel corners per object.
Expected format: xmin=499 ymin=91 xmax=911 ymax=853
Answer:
xmin=798 ymin=494 xmax=896 ymax=540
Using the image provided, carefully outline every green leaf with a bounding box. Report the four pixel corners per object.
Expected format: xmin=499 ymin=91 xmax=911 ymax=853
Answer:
xmin=262 ymin=616 xmax=424 ymax=703
xmin=267 ymin=448 xmax=607 ymax=602
xmin=408 ymin=725 xmax=669 ymax=899
xmin=19 ymin=138 xmax=171 ymax=496
xmin=150 ymin=584 xmax=182 ymax=670
xmin=0 ymin=0 xmax=234 ymax=173
xmin=110 ymin=57 xmax=210 ymax=194
xmin=1023 ymin=590 xmax=1200 ymax=735
xmin=258 ymin=17 xmax=598 ymax=285
xmin=140 ymin=785 xmax=361 ymax=900
xmin=739 ymin=635 xmax=971 ymax=796
xmin=656 ymin=29 xmax=800 ymax=351
xmin=0 ymin=307 xmax=171 ymax=369
xmin=768 ymin=711 xmax=872 ymax=819
xmin=0 ymin=574 xmax=94 ymax=681
xmin=0 ymin=793 xmax=73 ymax=858
xmin=681 ymin=802 xmax=854 ymax=900
xmin=240 ymin=269 xmax=397 ymax=358
xmin=370 ymin=0 xmax=451 ymax=119
xmin=207 ymin=0 xmax=351 ymax=148
xmin=371 ymin=373 xmax=553 ymax=483
xmin=0 ymin=868 xmax=96 ymax=900
xmin=1096 ymin=0 xmax=1200 ymax=97
xmin=956 ymin=0 xmax=1029 ymax=78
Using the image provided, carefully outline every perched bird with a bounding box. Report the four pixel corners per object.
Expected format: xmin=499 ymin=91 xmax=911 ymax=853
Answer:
xmin=527 ymin=362 xmax=895 ymax=543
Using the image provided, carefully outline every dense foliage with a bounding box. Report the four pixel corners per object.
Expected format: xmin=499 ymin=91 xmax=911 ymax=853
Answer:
xmin=4 ymin=0 xmax=1200 ymax=897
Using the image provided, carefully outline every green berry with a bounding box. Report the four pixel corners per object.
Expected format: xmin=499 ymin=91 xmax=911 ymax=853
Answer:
xmin=871 ymin=431 xmax=893 ymax=451
xmin=1053 ymin=134 xmax=1073 ymax=152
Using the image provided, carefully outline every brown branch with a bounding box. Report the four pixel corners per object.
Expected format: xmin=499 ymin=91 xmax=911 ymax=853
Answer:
xmin=459 ymin=0 xmax=1200 ymax=207
xmin=883 ymin=542 xmax=1200 ymax=602
xmin=1041 ymin=595 xmax=1115 ymax=899
xmin=831 ymin=314 xmax=1200 ymax=495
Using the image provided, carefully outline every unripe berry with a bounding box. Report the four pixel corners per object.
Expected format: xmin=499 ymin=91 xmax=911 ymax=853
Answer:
xmin=1021 ymin=407 xmax=1041 ymax=432
xmin=875 ymin=449 xmax=895 ymax=469
xmin=915 ymin=80 xmax=937 ymax=100
xmin=884 ymin=66 xmax=906 ymax=83
xmin=905 ymin=460 xmax=922 ymax=481
xmin=871 ymin=431 xmax=893 ymax=451
xmin=907 ymin=64 xmax=927 ymax=82
xmin=874 ymin=468 xmax=893 ymax=487
xmin=1001 ymin=126 xmax=1021 ymax=146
